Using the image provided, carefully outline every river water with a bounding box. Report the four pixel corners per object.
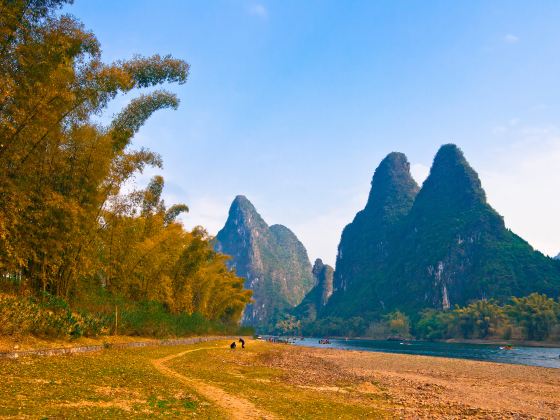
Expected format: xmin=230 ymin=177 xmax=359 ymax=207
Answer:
xmin=289 ymin=338 xmax=560 ymax=368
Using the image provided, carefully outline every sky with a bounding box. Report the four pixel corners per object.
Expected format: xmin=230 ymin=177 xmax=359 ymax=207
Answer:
xmin=67 ymin=0 xmax=560 ymax=265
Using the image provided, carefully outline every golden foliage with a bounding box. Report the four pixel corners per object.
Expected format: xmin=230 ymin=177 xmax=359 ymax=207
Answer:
xmin=0 ymin=0 xmax=251 ymax=326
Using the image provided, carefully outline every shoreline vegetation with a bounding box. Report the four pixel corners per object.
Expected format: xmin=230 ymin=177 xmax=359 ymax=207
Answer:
xmin=2 ymin=339 xmax=559 ymax=418
xmin=292 ymin=294 xmax=560 ymax=346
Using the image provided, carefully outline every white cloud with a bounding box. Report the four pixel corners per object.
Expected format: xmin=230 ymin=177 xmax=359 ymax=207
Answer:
xmin=492 ymin=118 xmax=520 ymax=135
xmin=411 ymin=163 xmax=430 ymax=186
xmin=248 ymin=4 xmax=268 ymax=19
xmin=290 ymin=191 xmax=368 ymax=266
xmin=180 ymin=195 xmax=231 ymax=236
xmin=492 ymin=125 xmax=508 ymax=135
xmin=503 ymin=34 xmax=519 ymax=44
xmin=479 ymin=125 xmax=560 ymax=257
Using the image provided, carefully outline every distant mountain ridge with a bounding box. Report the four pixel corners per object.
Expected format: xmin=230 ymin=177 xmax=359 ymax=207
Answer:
xmin=214 ymin=196 xmax=315 ymax=327
xmin=293 ymin=259 xmax=334 ymax=321
xmin=321 ymin=144 xmax=560 ymax=320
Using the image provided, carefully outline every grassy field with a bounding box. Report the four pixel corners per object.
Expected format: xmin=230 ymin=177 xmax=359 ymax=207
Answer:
xmin=0 ymin=342 xmax=225 ymax=418
xmin=0 ymin=340 xmax=389 ymax=419
xmin=2 ymin=339 xmax=559 ymax=419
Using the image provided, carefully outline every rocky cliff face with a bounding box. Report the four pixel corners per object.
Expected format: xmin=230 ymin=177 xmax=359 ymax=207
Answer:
xmin=334 ymin=152 xmax=419 ymax=293
xmin=293 ymin=259 xmax=334 ymax=321
xmin=386 ymin=144 xmax=513 ymax=311
xmin=313 ymin=259 xmax=334 ymax=307
xmin=555 ymin=253 xmax=560 ymax=260
xmin=215 ymin=196 xmax=314 ymax=327
xmin=323 ymin=144 xmax=560 ymax=319
xmin=325 ymin=152 xmax=419 ymax=317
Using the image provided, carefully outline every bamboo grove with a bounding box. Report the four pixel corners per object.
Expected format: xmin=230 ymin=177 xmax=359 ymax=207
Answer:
xmin=0 ymin=0 xmax=252 ymax=327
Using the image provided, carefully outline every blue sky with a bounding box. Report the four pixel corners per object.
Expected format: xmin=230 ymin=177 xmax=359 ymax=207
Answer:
xmin=68 ymin=1 xmax=560 ymax=264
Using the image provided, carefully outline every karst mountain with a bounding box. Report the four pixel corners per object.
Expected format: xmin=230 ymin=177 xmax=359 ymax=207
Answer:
xmin=215 ymin=196 xmax=315 ymax=327
xmin=322 ymin=144 xmax=560 ymax=319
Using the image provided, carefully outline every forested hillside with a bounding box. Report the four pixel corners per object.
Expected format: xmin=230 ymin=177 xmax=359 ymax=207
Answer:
xmin=318 ymin=145 xmax=560 ymax=330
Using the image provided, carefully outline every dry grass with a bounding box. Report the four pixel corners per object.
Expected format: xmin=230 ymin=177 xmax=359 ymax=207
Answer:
xmin=1 ymin=338 xmax=559 ymax=419
xmin=0 ymin=343 xmax=224 ymax=418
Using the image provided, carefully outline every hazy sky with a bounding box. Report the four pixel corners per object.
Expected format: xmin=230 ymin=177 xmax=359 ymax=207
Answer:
xmin=68 ymin=1 xmax=560 ymax=265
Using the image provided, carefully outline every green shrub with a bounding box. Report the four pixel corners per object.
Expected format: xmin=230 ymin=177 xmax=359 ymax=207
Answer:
xmin=0 ymin=290 xmax=247 ymax=340
xmin=117 ymin=300 xmax=241 ymax=337
xmin=0 ymin=294 xmax=109 ymax=338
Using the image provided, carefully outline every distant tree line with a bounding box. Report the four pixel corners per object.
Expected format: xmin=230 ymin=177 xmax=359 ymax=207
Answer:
xmin=416 ymin=293 xmax=560 ymax=342
xmin=300 ymin=293 xmax=560 ymax=342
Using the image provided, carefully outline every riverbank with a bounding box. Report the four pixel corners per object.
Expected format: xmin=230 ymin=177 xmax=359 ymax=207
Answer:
xmin=2 ymin=338 xmax=559 ymax=418
xmin=326 ymin=335 xmax=560 ymax=348
xmin=443 ymin=337 xmax=560 ymax=348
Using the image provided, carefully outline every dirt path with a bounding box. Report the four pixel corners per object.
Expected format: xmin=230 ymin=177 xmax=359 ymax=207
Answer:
xmin=151 ymin=346 xmax=277 ymax=420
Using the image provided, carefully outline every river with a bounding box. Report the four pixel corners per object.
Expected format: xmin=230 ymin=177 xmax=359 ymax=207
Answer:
xmin=289 ymin=337 xmax=560 ymax=368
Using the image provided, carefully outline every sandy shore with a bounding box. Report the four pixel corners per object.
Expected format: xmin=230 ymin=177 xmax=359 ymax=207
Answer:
xmin=258 ymin=342 xmax=560 ymax=418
